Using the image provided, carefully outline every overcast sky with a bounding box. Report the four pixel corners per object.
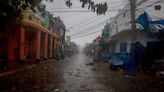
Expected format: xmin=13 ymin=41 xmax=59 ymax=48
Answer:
xmin=43 ymin=0 xmax=127 ymax=47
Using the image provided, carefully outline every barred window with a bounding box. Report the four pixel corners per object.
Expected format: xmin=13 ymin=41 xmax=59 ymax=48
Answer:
xmin=155 ymin=5 xmax=161 ymax=10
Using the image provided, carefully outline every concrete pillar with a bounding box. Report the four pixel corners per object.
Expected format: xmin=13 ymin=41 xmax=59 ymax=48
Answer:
xmin=19 ymin=27 xmax=25 ymax=62
xmin=49 ymin=36 xmax=53 ymax=58
xmin=35 ymin=30 xmax=41 ymax=62
xmin=56 ymin=38 xmax=58 ymax=49
xmin=53 ymin=37 xmax=56 ymax=57
xmin=44 ymin=33 xmax=48 ymax=59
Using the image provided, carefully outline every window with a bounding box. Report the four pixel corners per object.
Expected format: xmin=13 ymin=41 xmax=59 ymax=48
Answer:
xmin=123 ymin=12 xmax=126 ymax=17
xmin=155 ymin=5 xmax=161 ymax=10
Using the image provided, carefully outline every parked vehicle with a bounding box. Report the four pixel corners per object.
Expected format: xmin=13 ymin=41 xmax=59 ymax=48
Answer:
xmin=109 ymin=56 xmax=124 ymax=70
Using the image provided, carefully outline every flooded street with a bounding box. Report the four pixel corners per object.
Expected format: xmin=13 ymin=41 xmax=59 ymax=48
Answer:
xmin=0 ymin=50 xmax=110 ymax=92
xmin=59 ymin=50 xmax=110 ymax=92
xmin=1 ymin=0 xmax=164 ymax=92
xmin=0 ymin=50 xmax=164 ymax=92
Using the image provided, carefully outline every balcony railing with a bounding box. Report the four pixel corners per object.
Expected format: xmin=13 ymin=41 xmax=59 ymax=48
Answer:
xmin=20 ymin=9 xmax=55 ymax=37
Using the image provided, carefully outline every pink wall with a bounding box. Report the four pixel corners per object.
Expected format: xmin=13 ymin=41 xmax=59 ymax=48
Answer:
xmin=19 ymin=27 xmax=25 ymax=61
xmin=35 ymin=30 xmax=41 ymax=60
xmin=8 ymin=28 xmax=19 ymax=62
xmin=44 ymin=33 xmax=48 ymax=59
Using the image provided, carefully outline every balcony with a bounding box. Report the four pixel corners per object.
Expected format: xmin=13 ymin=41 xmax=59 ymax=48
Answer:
xmin=20 ymin=9 xmax=55 ymax=37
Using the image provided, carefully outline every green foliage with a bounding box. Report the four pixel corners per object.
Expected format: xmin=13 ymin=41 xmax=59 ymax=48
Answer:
xmin=0 ymin=0 xmax=47 ymax=23
xmin=0 ymin=0 xmax=24 ymax=18
xmin=47 ymin=0 xmax=108 ymax=15
xmin=0 ymin=0 xmax=108 ymax=23
xmin=79 ymin=0 xmax=108 ymax=15
xmin=66 ymin=0 xmax=72 ymax=8
xmin=45 ymin=0 xmax=53 ymax=3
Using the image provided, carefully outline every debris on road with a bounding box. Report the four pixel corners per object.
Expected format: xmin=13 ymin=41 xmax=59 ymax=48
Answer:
xmin=86 ymin=62 xmax=94 ymax=65
xmin=54 ymin=88 xmax=59 ymax=92
xmin=44 ymin=66 xmax=48 ymax=70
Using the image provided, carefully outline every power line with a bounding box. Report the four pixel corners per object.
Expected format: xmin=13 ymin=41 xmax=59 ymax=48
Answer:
xmin=70 ymin=19 xmax=108 ymax=36
xmin=47 ymin=0 xmax=140 ymax=13
xmin=46 ymin=1 xmax=128 ymax=10
xmin=72 ymin=12 xmax=110 ymax=31
xmin=73 ymin=21 xmax=130 ymax=38
xmin=69 ymin=0 xmax=163 ymax=40
xmin=115 ymin=0 xmax=162 ymax=17
xmin=70 ymin=12 xmax=111 ymax=35
xmin=72 ymin=20 xmax=131 ymax=39
xmin=68 ymin=15 xmax=101 ymax=30
xmin=74 ymin=0 xmax=163 ymax=39
xmin=71 ymin=21 xmax=130 ymax=39
xmin=72 ymin=30 xmax=102 ymax=39
xmin=149 ymin=13 xmax=164 ymax=20
xmin=46 ymin=6 xmax=81 ymax=10
xmin=61 ymin=13 xmax=92 ymax=19
xmin=47 ymin=1 xmax=162 ymax=13
xmin=47 ymin=9 xmax=128 ymax=13
xmin=60 ymin=13 xmax=84 ymax=18
xmin=66 ymin=12 xmax=110 ymax=32
xmin=71 ymin=24 xmax=104 ymax=37
xmin=136 ymin=0 xmax=162 ymax=11
xmin=136 ymin=8 xmax=164 ymax=20
xmin=107 ymin=0 xmax=128 ymax=4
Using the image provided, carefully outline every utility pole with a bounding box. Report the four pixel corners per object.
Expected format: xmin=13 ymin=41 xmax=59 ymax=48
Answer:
xmin=93 ymin=44 xmax=95 ymax=62
xmin=130 ymin=0 xmax=137 ymax=75
xmin=130 ymin=0 xmax=136 ymax=42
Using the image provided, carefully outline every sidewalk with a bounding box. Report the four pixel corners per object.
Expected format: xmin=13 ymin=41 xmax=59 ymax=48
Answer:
xmin=0 ymin=59 xmax=56 ymax=77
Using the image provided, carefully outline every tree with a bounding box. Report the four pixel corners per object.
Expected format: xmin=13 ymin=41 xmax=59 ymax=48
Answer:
xmin=66 ymin=0 xmax=72 ymax=8
xmin=0 ymin=0 xmax=108 ymax=28
xmin=79 ymin=0 xmax=108 ymax=15
xmin=46 ymin=0 xmax=108 ymax=15
xmin=0 ymin=0 xmax=108 ymax=21
xmin=0 ymin=0 xmax=26 ymax=30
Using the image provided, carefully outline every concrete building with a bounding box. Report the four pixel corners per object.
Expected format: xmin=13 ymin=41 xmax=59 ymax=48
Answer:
xmin=105 ymin=0 xmax=164 ymax=72
xmin=109 ymin=0 xmax=164 ymax=53
xmin=0 ymin=7 xmax=65 ymax=68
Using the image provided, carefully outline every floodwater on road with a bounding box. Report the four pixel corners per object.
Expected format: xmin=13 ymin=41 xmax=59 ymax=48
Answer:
xmin=0 ymin=50 xmax=164 ymax=92
xmin=59 ymin=51 xmax=110 ymax=92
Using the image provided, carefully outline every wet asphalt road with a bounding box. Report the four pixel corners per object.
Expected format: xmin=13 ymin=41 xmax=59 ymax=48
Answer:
xmin=59 ymin=51 xmax=110 ymax=92
xmin=0 ymin=51 xmax=110 ymax=92
xmin=0 ymin=50 xmax=164 ymax=92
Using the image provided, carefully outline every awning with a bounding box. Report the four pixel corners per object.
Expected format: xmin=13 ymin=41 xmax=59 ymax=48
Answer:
xmin=149 ymin=20 xmax=164 ymax=25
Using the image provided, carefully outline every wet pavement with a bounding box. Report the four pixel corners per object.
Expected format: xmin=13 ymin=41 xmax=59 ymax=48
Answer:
xmin=59 ymin=51 xmax=110 ymax=92
xmin=0 ymin=50 xmax=164 ymax=92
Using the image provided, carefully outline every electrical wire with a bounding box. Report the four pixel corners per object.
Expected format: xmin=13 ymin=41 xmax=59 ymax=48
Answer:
xmin=72 ymin=30 xmax=102 ymax=39
xmin=46 ymin=6 xmax=82 ymax=10
xmin=72 ymin=12 xmax=110 ymax=31
xmin=60 ymin=13 xmax=84 ymax=18
xmin=67 ymin=14 xmax=101 ymax=30
xmin=72 ymin=21 xmax=130 ymax=39
xmin=70 ymin=22 xmax=106 ymax=37
xmin=46 ymin=1 xmax=128 ymax=11
xmin=70 ymin=18 xmax=109 ymax=36
xmin=136 ymin=0 xmax=162 ymax=11
xmin=46 ymin=9 xmax=129 ymax=13
xmin=68 ymin=0 xmax=163 ymax=39
xmin=114 ymin=0 xmax=162 ymax=17
xmin=66 ymin=12 xmax=110 ymax=33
